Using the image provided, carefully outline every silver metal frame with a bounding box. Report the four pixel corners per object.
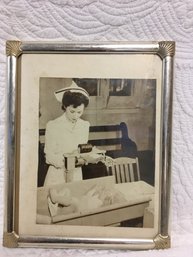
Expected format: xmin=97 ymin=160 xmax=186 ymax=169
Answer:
xmin=4 ymin=41 xmax=175 ymax=250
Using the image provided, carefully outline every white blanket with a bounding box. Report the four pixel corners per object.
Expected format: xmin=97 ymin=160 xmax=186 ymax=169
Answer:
xmin=0 ymin=0 xmax=193 ymax=256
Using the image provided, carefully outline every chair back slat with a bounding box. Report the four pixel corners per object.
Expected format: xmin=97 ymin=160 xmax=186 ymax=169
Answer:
xmin=124 ymin=164 xmax=130 ymax=182
xmin=129 ymin=163 xmax=134 ymax=182
xmin=109 ymin=166 xmax=116 ymax=182
xmin=119 ymin=164 xmax=125 ymax=183
xmin=115 ymin=165 xmax=121 ymax=184
xmin=136 ymin=158 xmax=140 ymax=180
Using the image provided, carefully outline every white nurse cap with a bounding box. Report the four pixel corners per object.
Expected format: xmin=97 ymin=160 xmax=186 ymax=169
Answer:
xmin=54 ymin=81 xmax=89 ymax=102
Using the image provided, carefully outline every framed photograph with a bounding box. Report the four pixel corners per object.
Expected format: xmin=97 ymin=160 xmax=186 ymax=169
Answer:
xmin=4 ymin=41 xmax=175 ymax=250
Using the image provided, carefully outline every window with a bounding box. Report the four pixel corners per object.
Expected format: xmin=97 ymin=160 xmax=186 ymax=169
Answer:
xmin=73 ymin=78 xmax=99 ymax=96
xmin=109 ymin=79 xmax=132 ymax=96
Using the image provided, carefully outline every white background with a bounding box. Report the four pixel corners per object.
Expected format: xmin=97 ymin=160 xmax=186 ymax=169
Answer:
xmin=0 ymin=0 xmax=193 ymax=256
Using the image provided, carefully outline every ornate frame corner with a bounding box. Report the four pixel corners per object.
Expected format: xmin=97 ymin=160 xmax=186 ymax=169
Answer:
xmin=157 ymin=41 xmax=175 ymax=59
xmin=6 ymin=40 xmax=22 ymax=57
xmin=153 ymin=234 xmax=171 ymax=249
xmin=3 ymin=232 xmax=19 ymax=248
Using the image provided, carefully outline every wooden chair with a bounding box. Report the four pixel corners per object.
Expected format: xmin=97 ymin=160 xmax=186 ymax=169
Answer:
xmin=107 ymin=157 xmax=140 ymax=183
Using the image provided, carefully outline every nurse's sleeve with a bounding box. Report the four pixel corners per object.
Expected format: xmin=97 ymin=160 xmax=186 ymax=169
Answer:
xmin=44 ymin=122 xmax=65 ymax=168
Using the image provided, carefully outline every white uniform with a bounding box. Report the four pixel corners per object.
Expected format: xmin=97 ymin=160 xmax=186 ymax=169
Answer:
xmin=44 ymin=113 xmax=90 ymax=186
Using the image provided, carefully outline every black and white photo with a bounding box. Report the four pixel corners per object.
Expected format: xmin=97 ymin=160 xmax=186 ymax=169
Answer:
xmin=37 ymin=77 xmax=156 ymax=228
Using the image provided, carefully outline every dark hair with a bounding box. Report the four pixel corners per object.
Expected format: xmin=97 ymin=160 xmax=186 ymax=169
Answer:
xmin=62 ymin=91 xmax=89 ymax=110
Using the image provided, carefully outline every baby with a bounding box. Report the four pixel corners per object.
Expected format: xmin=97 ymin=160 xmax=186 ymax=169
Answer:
xmin=47 ymin=183 xmax=126 ymax=218
xmin=47 ymin=187 xmax=79 ymax=217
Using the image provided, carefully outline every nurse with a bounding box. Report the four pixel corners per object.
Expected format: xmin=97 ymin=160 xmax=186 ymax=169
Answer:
xmin=44 ymin=81 xmax=91 ymax=186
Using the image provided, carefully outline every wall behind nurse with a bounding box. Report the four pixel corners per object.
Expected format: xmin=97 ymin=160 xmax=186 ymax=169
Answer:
xmin=39 ymin=77 xmax=71 ymax=128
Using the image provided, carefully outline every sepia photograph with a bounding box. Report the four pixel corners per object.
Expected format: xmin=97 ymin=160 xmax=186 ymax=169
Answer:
xmin=37 ymin=77 xmax=156 ymax=228
xmin=4 ymin=41 xmax=174 ymax=249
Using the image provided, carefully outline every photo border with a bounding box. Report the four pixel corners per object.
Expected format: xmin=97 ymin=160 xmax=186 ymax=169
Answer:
xmin=4 ymin=41 xmax=175 ymax=250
